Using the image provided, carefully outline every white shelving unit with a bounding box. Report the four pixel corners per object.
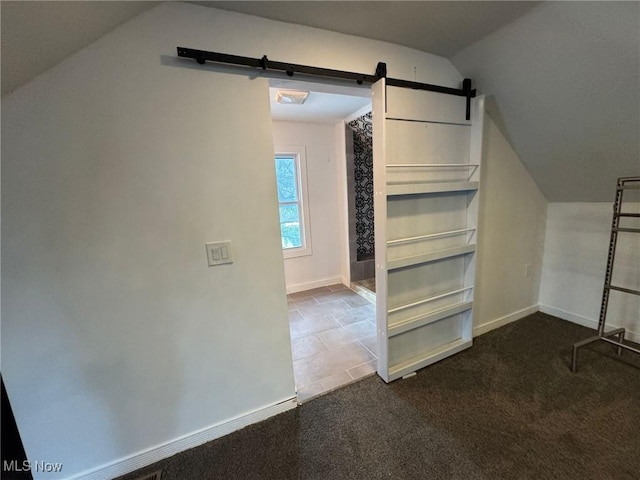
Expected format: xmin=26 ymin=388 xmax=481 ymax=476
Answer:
xmin=373 ymin=80 xmax=484 ymax=382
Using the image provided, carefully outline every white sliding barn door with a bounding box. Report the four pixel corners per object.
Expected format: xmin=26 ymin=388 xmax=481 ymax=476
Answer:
xmin=372 ymin=79 xmax=484 ymax=382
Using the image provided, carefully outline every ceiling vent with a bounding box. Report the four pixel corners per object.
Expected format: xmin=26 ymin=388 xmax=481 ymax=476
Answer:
xmin=276 ymin=90 xmax=309 ymax=104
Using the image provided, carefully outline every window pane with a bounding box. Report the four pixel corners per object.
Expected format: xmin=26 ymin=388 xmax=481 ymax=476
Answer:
xmin=275 ymin=156 xmax=298 ymax=203
xmin=279 ymin=204 xmax=302 ymax=249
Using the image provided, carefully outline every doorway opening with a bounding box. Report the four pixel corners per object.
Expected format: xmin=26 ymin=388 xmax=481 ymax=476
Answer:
xmin=268 ymin=79 xmax=377 ymax=402
xmin=344 ymin=111 xmax=376 ymax=303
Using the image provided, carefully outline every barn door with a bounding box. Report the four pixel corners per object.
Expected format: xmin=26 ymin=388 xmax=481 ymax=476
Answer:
xmin=372 ymin=78 xmax=484 ymax=382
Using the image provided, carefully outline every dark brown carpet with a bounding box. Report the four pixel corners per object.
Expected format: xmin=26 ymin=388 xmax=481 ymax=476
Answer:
xmin=119 ymin=313 xmax=640 ymax=480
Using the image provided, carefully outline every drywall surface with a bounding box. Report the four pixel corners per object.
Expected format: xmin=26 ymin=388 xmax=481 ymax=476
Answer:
xmin=474 ymin=114 xmax=547 ymax=333
xmin=272 ymin=121 xmax=342 ymax=292
xmin=2 ymin=6 xmax=298 ymax=480
xmin=452 ymin=2 xmax=640 ymax=201
xmin=1 ymin=1 xmax=159 ymax=96
xmin=334 ymin=121 xmax=351 ymax=286
xmin=1 ymin=3 xmax=465 ymax=478
xmin=540 ymin=202 xmax=640 ymax=341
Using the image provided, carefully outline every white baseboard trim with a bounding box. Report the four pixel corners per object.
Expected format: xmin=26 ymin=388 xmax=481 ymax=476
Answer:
xmin=539 ymin=304 xmax=640 ymax=344
xmin=66 ymin=397 xmax=297 ymax=480
xmin=539 ymin=304 xmax=597 ymax=328
xmin=473 ymin=304 xmax=539 ymax=337
xmin=286 ymin=276 xmax=343 ymax=294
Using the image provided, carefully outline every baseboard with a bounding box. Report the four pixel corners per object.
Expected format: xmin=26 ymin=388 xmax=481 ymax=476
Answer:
xmin=286 ymin=276 xmax=343 ymax=294
xmin=473 ymin=304 xmax=539 ymax=337
xmin=65 ymin=397 xmax=297 ymax=480
xmin=539 ymin=304 xmax=640 ymax=344
xmin=539 ymin=304 xmax=597 ymax=329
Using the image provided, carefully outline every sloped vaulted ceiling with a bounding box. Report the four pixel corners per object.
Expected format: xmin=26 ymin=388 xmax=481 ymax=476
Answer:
xmin=2 ymin=1 xmax=638 ymax=201
xmin=452 ymin=1 xmax=640 ymax=202
xmin=0 ymin=1 xmax=158 ymax=96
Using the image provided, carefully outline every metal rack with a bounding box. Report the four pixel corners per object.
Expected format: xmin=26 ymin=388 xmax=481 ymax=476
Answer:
xmin=571 ymin=176 xmax=640 ymax=372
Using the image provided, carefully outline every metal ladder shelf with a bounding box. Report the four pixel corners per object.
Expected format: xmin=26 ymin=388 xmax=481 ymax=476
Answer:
xmin=571 ymin=176 xmax=640 ymax=372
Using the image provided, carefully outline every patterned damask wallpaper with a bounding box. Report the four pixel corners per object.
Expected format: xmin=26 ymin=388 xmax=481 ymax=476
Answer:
xmin=348 ymin=112 xmax=374 ymax=260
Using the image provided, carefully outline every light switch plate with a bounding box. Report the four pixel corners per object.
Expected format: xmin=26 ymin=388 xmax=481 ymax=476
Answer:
xmin=206 ymin=241 xmax=233 ymax=266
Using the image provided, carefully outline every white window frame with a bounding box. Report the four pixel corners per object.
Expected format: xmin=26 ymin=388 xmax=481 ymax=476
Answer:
xmin=275 ymin=146 xmax=312 ymax=259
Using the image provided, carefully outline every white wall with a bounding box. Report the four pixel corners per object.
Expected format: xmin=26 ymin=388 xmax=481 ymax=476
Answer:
xmin=334 ymin=121 xmax=351 ymax=286
xmin=2 ymin=6 xmax=299 ymax=480
xmin=540 ymin=202 xmax=640 ymax=342
xmin=1 ymin=3 xmax=469 ymax=479
xmin=271 ymin=121 xmax=342 ymax=292
xmin=474 ymin=113 xmax=548 ymax=335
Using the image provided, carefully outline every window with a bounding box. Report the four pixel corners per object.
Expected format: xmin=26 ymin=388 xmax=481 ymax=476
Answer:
xmin=274 ymin=146 xmax=312 ymax=258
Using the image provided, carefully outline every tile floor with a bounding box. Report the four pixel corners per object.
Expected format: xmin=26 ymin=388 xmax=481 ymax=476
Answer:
xmin=288 ymin=284 xmax=377 ymax=402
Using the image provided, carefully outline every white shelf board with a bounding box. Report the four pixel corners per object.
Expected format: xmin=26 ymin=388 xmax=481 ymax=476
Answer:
xmin=388 ymin=301 xmax=473 ymax=338
xmin=388 ymin=338 xmax=473 ymax=381
xmin=386 ymin=163 xmax=479 ymax=168
xmin=387 ymin=228 xmax=475 ymax=246
xmin=387 ymin=244 xmax=475 ymax=270
xmin=388 ymin=286 xmax=473 ymax=315
xmin=386 ymin=117 xmax=471 ymax=127
xmin=387 ymin=181 xmax=479 ymax=196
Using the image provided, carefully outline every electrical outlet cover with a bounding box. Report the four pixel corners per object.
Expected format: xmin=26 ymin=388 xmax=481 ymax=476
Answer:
xmin=206 ymin=241 xmax=233 ymax=266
